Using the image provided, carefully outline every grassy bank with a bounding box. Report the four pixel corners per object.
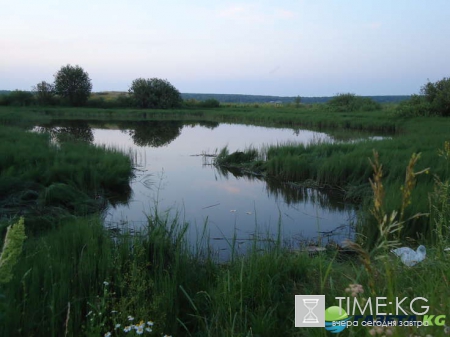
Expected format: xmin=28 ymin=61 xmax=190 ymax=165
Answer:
xmin=1 ymin=172 xmax=450 ymax=336
xmin=0 ymin=105 xmax=399 ymax=133
xmin=0 ymin=124 xmax=133 ymax=232
xmin=214 ymin=114 xmax=450 ymax=241
xmin=1 ymin=104 xmax=450 ymax=335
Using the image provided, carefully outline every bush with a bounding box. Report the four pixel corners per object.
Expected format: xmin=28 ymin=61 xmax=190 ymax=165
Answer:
xmin=129 ymin=78 xmax=182 ymax=109
xmin=183 ymin=98 xmax=199 ymax=108
xmin=421 ymin=77 xmax=450 ymax=116
xmin=395 ymin=94 xmax=434 ymax=117
xmin=114 ymin=94 xmax=133 ymax=108
xmin=0 ymin=90 xmax=35 ymax=106
xmin=327 ymin=93 xmax=381 ymax=112
xmin=183 ymin=98 xmax=220 ymax=108
xmin=86 ymin=97 xmax=109 ymax=108
xmin=200 ymin=98 xmax=220 ymax=108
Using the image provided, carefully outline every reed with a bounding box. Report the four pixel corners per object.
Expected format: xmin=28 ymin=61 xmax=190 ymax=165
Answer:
xmin=0 ymin=125 xmax=133 ymax=231
xmin=2 ymin=179 xmax=449 ymax=336
xmin=1 ymin=103 xmax=450 ymax=336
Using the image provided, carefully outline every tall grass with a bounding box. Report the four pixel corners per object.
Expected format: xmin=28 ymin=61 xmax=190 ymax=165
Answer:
xmin=1 ymin=102 xmax=450 ymax=336
xmin=214 ymin=118 xmax=450 ymax=241
xmin=0 ymin=105 xmax=400 ymax=134
xmin=0 ymin=146 xmax=449 ymax=336
xmin=2 ymin=153 xmax=449 ymax=336
xmin=0 ymin=125 xmax=133 ymax=231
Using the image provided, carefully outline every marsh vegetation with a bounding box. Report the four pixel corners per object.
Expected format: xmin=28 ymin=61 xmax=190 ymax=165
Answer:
xmin=1 ymin=79 xmax=450 ymax=336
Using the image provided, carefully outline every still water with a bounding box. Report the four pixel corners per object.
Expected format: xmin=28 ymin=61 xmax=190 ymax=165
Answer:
xmin=37 ymin=120 xmax=358 ymax=258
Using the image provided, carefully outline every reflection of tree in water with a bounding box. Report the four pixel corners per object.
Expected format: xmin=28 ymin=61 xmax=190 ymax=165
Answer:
xmin=126 ymin=120 xmax=219 ymax=147
xmin=37 ymin=119 xmax=219 ymax=148
xmin=37 ymin=120 xmax=94 ymax=143
xmin=125 ymin=121 xmax=183 ymax=147
xmin=214 ymin=166 xmax=352 ymax=212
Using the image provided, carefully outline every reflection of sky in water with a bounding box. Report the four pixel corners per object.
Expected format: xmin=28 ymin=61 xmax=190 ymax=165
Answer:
xmin=92 ymin=123 xmax=355 ymax=259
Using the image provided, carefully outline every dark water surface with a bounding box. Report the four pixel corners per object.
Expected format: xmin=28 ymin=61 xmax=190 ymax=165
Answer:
xmin=37 ymin=120 xmax=361 ymax=258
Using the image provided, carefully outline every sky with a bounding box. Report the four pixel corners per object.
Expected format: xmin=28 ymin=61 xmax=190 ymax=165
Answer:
xmin=1 ymin=0 xmax=450 ymax=96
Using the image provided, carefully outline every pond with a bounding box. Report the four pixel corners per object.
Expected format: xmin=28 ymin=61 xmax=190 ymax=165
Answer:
xmin=36 ymin=120 xmax=365 ymax=259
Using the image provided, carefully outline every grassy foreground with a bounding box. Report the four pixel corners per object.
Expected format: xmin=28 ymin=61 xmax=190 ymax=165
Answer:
xmin=1 ymin=105 xmax=450 ymax=336
xmin=1 ymin=166 xmax=450 ymax=336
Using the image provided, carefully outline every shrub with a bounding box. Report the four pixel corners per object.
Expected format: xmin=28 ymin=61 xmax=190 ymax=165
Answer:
xmin=129 ymin=78 xmax=182 ymax=109
xmin=421 ymin=77 xmax=450 ymax=116
xmin=327 ymin=93 xmax=381 ymax=112
xmin=200 ymin=98 xmax=220 ymax=108
xmin=395 ymin=94 xmax=434 ymax=117
xmin=86 ymin=97 xmax=108 ymax=108
xmin=0 ymin=90 xmax=35 ymax=106
xmin=114 ymin=94 xmax=133 ymax=108
xmin=183 ymin=98 xmax=199 ymax=108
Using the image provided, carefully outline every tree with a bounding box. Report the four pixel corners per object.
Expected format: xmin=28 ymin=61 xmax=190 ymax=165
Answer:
xmin=420 ymin=77 xmax=450 ymax=116
xmin=129 ymin=78 xmax=181 ymax=109
xmin=294 ymin=96 xmax=301 ymax=108
xmin=32 ymin=81 xmax=54 ymax=105
xmin=54 ymin=65 xmax=92 ymax=106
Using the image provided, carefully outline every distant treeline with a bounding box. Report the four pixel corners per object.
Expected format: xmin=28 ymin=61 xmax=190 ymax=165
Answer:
xmin=181 ymin=93 xmax=411 ymax=104
xmin=0 ymin=89 xmax=409 ymax=104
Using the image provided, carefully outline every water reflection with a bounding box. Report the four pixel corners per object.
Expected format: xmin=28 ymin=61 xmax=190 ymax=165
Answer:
xmin=35 ymin=120 xmax=94 ymax=143
xmin=33 ymin=120 xmax=365 ymax=256
xmin=37 ymin=120 xmax=220 ymax=148
xmin=127 ymin=121 xmax=183 ymax=147
xmin=215 ymin=165 xmax=351 ymax=211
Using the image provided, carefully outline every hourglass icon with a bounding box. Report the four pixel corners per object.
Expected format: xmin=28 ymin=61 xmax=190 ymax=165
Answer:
xmin=302 ymin=298 xmax=319 ymax=323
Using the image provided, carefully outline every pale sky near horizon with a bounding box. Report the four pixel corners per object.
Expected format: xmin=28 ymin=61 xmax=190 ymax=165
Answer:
xmin=1 ymin=0 xmax=449 ymax=96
